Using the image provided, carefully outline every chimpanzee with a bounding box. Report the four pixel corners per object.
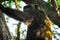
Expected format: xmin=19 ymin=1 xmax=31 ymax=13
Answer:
xmin=0 ymin=4 xmax=52 ymax=40
xmin=24 ymin=5 xmax=52 ymax=40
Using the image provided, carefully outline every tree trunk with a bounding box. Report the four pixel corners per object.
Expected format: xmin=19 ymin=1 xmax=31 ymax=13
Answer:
xmin=0 ymin=11 xmax=12 ymax=40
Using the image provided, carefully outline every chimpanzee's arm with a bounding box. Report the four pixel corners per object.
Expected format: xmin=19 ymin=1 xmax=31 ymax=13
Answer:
xmin=0 ymin=4 xmax=34 ymax=25
xmin=0 ymin=4 xmax=25 ymax=21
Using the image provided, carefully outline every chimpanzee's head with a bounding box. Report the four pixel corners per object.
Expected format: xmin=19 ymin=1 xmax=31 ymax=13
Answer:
xmin=23 ymin=5 xmax=46 ymax=26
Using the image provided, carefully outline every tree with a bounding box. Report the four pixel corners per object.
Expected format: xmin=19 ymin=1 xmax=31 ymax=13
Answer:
xmin=0 ymin=11 xmax=11 ymax=40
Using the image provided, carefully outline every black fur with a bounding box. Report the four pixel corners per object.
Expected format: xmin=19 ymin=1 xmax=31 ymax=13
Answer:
xmin=0 ymin=4 xmax=49 ymax=40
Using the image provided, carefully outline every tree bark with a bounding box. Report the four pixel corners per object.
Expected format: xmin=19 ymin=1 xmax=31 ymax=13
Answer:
xmin=0 ymin=11 xmax=12 ymax=40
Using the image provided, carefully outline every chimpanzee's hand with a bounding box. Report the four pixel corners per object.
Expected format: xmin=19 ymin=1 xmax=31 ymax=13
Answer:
xmin=0 ymin=4 xmax=4 ymax=11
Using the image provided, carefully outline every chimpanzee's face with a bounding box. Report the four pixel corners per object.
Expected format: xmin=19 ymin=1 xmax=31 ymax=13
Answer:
xmin=23 ymin=5 xmax=46 ymax=26
xmin=25 ymin=18 xmax=33 ymax=26
xmin=24 ymin=11 xmax=46 ymax=27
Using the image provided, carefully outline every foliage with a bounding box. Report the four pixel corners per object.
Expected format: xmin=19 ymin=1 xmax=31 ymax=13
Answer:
xmin=56 ymin=0 xmax=60 ymax=8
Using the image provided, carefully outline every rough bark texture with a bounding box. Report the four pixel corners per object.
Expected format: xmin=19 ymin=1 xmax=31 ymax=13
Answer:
xmin=0 ymin=11 xmax=12 ymax=40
